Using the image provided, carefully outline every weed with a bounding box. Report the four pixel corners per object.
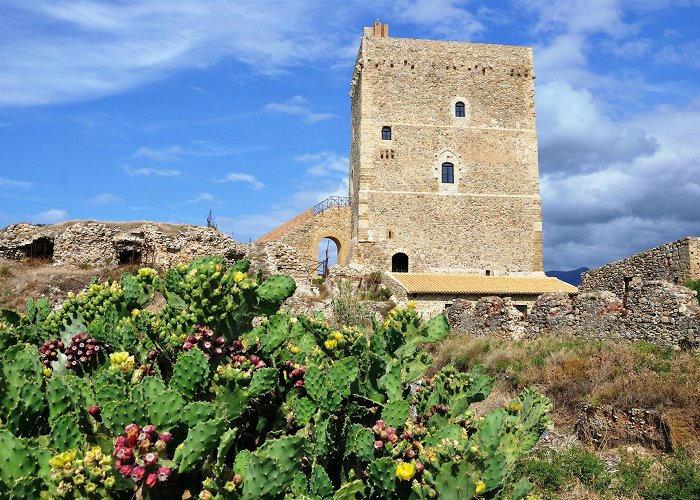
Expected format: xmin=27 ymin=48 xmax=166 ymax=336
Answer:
xmin=331 ymin=279 xmax=372 ymax=327
xmin=0 ymin=265 xmax=12 ymax=278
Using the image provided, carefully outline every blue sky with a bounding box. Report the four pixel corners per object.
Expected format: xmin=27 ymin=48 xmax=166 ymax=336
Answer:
xmin=1 ymin=1 xmax=699 ymax=270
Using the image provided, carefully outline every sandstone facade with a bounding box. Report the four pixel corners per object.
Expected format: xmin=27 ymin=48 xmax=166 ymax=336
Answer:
xmin=346 ymin=22 xmax=543 ymax=274
xmin=0 ymin=221 xmax=246 ymax=269
xmin=581 ymin=237 xmax=700 ymax=295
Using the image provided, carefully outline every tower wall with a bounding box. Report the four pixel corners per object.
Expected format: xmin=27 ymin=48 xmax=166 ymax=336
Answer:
xmin=348 ymin=26 xmax=543 ymax=274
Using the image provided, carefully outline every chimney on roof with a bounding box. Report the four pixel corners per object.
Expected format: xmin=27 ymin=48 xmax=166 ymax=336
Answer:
xmin=373 ymin=20 xmax=389 ymax=37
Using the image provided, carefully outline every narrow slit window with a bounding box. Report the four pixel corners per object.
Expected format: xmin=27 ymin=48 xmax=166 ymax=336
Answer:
xmin=455 ymin=101 xmax=465 ymax=117
xmin=381 ymin=126 xmax=392 ymax=140
xmin=441 ymin=162 xmax=454 ymax=183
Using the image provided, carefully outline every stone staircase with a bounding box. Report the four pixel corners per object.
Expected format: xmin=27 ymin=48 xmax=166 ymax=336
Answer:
xmin=256 ymin=209 xmax=314 ymax=242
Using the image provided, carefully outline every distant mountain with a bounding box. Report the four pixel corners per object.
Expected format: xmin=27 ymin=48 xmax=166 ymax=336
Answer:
xmin=545 ymin=267 xmax=589 ymax=287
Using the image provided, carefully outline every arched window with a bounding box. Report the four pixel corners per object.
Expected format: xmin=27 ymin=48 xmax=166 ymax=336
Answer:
xmin=455 ymin=101 xmax=465 ymax=117
xmin=381 ymin=126 xmax=392 ymax=140
xmin=392 ymin=253 xmax=409 ymax=273
xmin=441 ymin=163 xmax=454 ymax=183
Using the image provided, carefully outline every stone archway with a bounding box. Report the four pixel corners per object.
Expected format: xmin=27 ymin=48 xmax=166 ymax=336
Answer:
xmin=315 ymin=234 xmax=346 ymax=274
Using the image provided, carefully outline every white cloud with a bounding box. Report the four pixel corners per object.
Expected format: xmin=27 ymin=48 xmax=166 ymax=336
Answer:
xmin=32 ymin=208 xmax=67 ymax=224
xmin=186 ymin=192 xmax=214 ymax=204
xmin=0 ymin=1 xmax=346 ymax=107
xmin=89 ymin=192 xmax=122 ymax=205
xmin=215 ymin=172 xmax=264 ymax=190
xmin=263 ymin=96 xmax=336 ymax=124
xmin=0 ymin=177 xmax=33 ymax=189
xmin=132 ymin=145 xmax=185 ymax=162
xmin=294 ymin=152 xmax=348 ymax=177
xmin=123 ymin=166 xmax=183 ymax=177
xmin=390 ymin=0 xmax=484 ymax=40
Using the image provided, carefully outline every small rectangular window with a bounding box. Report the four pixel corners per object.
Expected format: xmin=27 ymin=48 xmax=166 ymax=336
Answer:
xmin=441 ymin=163 xmax=454 ymax=183
xmin=381 ymin=126 xmax=391 ymax=140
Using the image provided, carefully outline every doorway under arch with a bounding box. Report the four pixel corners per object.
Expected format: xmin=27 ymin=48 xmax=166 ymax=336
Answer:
xmin=392 ymin=252 xmax=409 ymax=273
xmin=317 ymin=237 xmax=341 ymax=277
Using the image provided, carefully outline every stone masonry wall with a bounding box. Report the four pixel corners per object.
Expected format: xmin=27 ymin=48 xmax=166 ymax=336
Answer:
xmin=256 ymin=206 xmax=352 ymax=274
xmin=446 ymin=280 xmax=700 ymax=349
xmin=348 ymin=25 xmax=543 ymax=273
xmin=0 ymin=221 xmax=247 ymax=269
xmin=580 ymin=237 xmax=700 ymax=295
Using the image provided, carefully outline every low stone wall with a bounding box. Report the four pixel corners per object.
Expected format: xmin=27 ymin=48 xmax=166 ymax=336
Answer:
xmin=447 ymin=280 xmax=700 ymax=349
xmin=0 ymin=221 xmax=247 ymax=269
xmin=581 ymin=237 xmax=700 ymax=295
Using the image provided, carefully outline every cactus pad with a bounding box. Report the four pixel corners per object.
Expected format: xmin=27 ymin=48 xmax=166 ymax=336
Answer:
xmin=178 ymin=418 xmax=227 ymax=473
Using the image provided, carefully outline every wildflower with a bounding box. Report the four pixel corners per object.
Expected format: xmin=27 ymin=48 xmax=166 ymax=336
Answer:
xmin=131 ymin=309 xmax=141 ymax=318
xmin=289 ymin=345 xmax=301 ymax=355
xmin=43 ymin=367 xmax=52 ymax=377
xmin=407 ymin=301 xmax=416 ymax=309
xmin=475 ymin=479 xmax=486 ymax=495
xmin=396 ymin=461 xmax=416 ymax=481
xmin=232 ymin=271 xmax=246 ymax=283
xmin=331 ymin=330 xmax=344 ymax=341
xmin=511 ymin=403 xmax=521 ymax=412
xmin=324 ymin=339 xmax=338 ymax=350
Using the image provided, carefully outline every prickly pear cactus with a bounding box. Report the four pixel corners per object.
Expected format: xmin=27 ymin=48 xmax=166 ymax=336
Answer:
xmin=0 ymin=261 xmax=551 ymax=499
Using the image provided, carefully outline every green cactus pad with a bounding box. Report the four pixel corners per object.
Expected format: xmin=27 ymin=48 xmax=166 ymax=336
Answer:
xmin=146 ymin=389 xmax=186 ymax=431
xmin=256 ymin=274 xmax=296 ymax=303
xmin=346 ymin=424 xmax=374 ymax=462
xmin=0 ymin=430 xmax=37 ymax=487
xmin=310 ymin=464 xmax=333 ymax=498
xmin=422 ymin=314 xmax=451 ymax=342
xmin=434 ymin=462 xmax=476 ymax=498
xmin=178 ymin=418 xmax=227 ymax=473
xmin=333 ymin=480 xmax=365 ymax=500
xmin=216 ymin=428 xmax=238 ymax=470
xmin=9 ymin=476 xmax=44 ymax=499
xmin=381 ymin=400 xmax=410 ymax=430
xmin=367 ymin=457 xmax=396 ymax=497
xmin=378 ymin=359 xmax=403 ymax=402
xmin=290 ymin=397 xmax=316 ymax=426
xmin=258 ymin=314 xmax=289 ymax=357
xmin=215 ymin=385 xmax=249 ymax=421
xmin=45 ymin=376 xmax=80 ymax=423
xmin=182 ymin=401 xmax=216 ymax=426
xmin=48 ymin=414 xmax=82 ymax=451
xmin=6 ymin=382 xmax=47 ymax=437
xmin=101 ymin=400 xmax=147 ymax=436
xmin=170 ymin=348 xmax=209 ymax=401
xmin=93 ymin=382 xmax=127 ymax=409
xmin=247 ymin=367 xmax=277 ymax=398
xmin=242 ymin=435 xmax=305 ymax=499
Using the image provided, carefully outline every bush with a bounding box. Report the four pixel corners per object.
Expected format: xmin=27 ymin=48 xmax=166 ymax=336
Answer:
xmin=684 ymin=279 xmax=700 ymax=305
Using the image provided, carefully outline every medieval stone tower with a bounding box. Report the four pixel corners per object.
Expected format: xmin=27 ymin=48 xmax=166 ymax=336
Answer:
xmin=346 ymin=21 xmax=543 ymax=275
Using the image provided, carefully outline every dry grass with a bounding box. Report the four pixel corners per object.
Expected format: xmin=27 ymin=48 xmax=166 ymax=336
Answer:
xmin=0 ymin=258 xmax=106 ymax=311
xmin=433 ymin=333 xmax=700 ymax=453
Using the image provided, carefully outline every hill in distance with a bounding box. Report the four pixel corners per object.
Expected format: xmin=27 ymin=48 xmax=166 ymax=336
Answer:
xmin=545 ymin=267 xmax=589 ymax=286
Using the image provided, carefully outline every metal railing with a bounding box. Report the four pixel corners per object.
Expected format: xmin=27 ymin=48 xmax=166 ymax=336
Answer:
xmin=313 ymin=196 xmax=350 ymax=215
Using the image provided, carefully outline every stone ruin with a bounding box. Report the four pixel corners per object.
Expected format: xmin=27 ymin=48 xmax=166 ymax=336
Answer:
xmin=446 ymin=278 xmax=700 ymax=349
xmin=0 ymin=221 xmax=247 ymax=269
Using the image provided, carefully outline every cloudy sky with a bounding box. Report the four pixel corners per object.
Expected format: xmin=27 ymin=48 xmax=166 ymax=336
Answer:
xmin=1 ymin=0 xmax=699 ymax=270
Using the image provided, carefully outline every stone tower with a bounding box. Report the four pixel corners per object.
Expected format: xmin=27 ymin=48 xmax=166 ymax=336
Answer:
xmin=347 ymin=21 xmax=543 ymax=275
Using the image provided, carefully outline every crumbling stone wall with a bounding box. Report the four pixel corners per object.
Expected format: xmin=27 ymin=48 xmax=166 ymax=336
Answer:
xmin=446 ymin=280 xmax=700 ymax=348
xmin=0 ymin=221 xmax=247 ymax=269
xmin=581 ymin=237 xmax=700 ymax=295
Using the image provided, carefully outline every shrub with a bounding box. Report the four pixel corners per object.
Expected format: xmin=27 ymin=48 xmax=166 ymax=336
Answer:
xmin=684 ymin=279 xmax=700 ymax=305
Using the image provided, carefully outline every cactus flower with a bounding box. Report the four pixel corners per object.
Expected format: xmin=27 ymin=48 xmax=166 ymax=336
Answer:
xmin=324 ymin=339 xmax=338 ymax=350
xmin=395 ymin=461 xmax=416 ymax=481
xmin=475 ymin=480 xmax=486 ymax=495
xmin=49 ymin=450 xmax=78 ymax=469
xmin=233 ymin=271 xmax=246 ymax=283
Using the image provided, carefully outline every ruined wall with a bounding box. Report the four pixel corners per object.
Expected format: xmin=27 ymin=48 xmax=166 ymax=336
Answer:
xmin=348 ymin=24 xmax=543 ymax=273
xmin=0 ymin=221 xmax=247 ymax=269
xmin=446 ymin=280 xmax=700 ymax=349
xmin=256 ymin=206 xmax=352 ymax=274
xmin=581 ymin=237 xmax=700 ymax=294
